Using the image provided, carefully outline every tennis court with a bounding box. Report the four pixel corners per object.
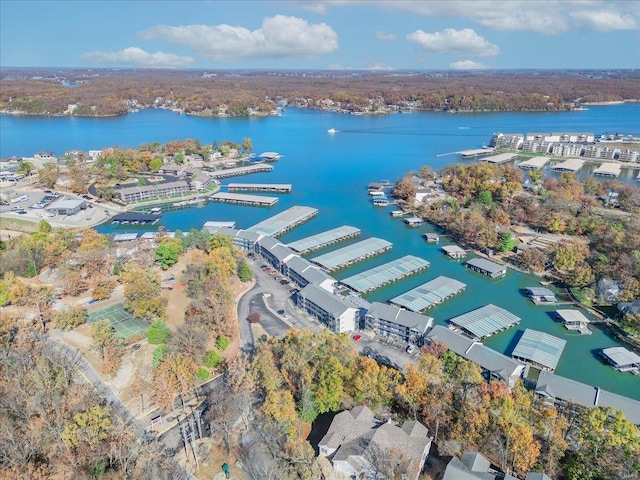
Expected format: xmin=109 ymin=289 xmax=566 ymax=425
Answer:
xmin=87 ymin=302 xmax=149 ymax=339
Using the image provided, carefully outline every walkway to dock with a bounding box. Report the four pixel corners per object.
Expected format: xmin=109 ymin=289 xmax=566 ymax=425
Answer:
xmin=227 ymin=183 xmax=292 ymax=193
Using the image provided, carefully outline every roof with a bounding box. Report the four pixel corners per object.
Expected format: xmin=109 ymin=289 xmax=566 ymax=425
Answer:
xmin=601 ymin=347 xmax=640 ymax=368
xmin=366 ymin=302 xmax=433 ymax=334
xmin=310 ymin=237 xmax=392 ymax=271
xmin=202 ymin=221 xmax=237 ymax=232
xmin=461 ymin=451 xmax=490 ymax=472
xmin=551 ymin=158 xmax=584 ymax=172
xmin=284 ymin=256 xmax=336 ymax=286
xmin=512 ymin=329 xmax=566 ymax=371
xmin=111 ymin=213 xmax=160 ymax=222
xmin=556 ymin=309 xmax=590 ymax=324
xmin=526 ymin=474 xmax=553 ymax=480
xmin=442 ymin=457 xmax=496 ymax=480
xmin=341 ymin=255 xmax=430 ymax=293
xmin=113 ymin=233 xmax=138 ymax=242
xmin=449 ymin=304 xmax=520 ymax=339
xmin=209 ymin=192 xmax=278 ymax=205
xmin=47 ymin=199 xmax=85 ymax=209
xmin=465 ymin=258 xmax=507 ymax=275
xmin=518 ymin=157 xmax=550 ymax=169
xmin=287 ymin=225 xmax=361 ymax=254
xmin=391 ymin=276 xmax=466 ymax=312
xmin=593 ymin=163 xmax=621 ymax=176
xmin=484 ymin=152 xmax=518 ymax=164
xmin=247 ymin=205 xmax=318 ymax=237
xmin=442 ymin=245 xmax=466 ymax=255
xmin=227 ymin=182 xmax=291 ymax=190
xmin=299 ymin=284 xmax=357 ymax=318
xmin=526 ymin=287 xmax=555 ymax=298
xmin=535 ymin=371 xmax=640 ymax=425
xmin=617 ymin=300 xmax=640 ymax=315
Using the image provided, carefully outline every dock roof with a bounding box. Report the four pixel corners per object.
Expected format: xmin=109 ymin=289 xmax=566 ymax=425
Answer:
xmin=449 ymin=304 xmax=520 ymax=339
xmin=593 ymin=162 xmax=621 ymax=177
xmin=556 ymin=309 xmax=590 ymax=324
xmin=210 ymin=192 xmax=279 ymax=206
xmin=512 ymin=329 xmax=566 ymax=371
xmin=442 ymin=245 xmax=466 ymax=256
xmin=601 ymin=347 xmax=640 ymax=368
xmin=209 ymin=164 xmax=273 ymax=178
xmin=287 ymin=225 xmax=361 ymax=254
xmin=465 ymin=257 xmax=507 ymax=275
xmin=391 ymin=276 xmax=466 ymax=312
xmin=247 ymin=206 xmax=318 ymax=237
xmin=203 ymin=221 xmax=237 ymax=232
xmin=484 ymin=152 xmax=518 ymax=164
xmin=367 ymin=302 xmax=433 ymax=334
xmin=310 ymin=237 xmax=392 ymax=271
xmin=227 ymin=183 xmax=292 ymax=190
xmin=111 ymin=213 xmax=160 ymax=223
xmin=340 ymin=255 xmax=430 ymax=293
xmin=551 ymin=158 xmax=584 ymax=172
xmin=113 ymin=233 xmax=138 ymax=242
xmin=518 ymin=157 xmax=550 ymax=169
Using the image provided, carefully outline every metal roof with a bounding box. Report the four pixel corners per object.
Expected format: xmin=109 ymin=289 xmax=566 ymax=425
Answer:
xmin=366 ymin=302 xmax=433 ymax=333
xmin=601 ymin=347 xmax=640 ymax=367
xmin=593 ymin=163 xmax=621 ymax=176
xmin=465 ymin=257 xmax=507 ymax=275
xmin=556 ymin=309 xmax=590 ymax=324
xmin=310 ymin=237 xmax=392 ymax=271
xmin=518 ymin=157 xmax=549 ymax=169
xmin=287 ymin=225 xmax=361 ymax=254
xmin=391 ymin=276 xmax=466 ymax=312
xmin=247 ymin=206 xmax=318 ymax=237
xmin=526 ymin=287 xmax=555 ymax=297
xmin=299 ymin=284 xmax=357 ymax=318
xmin=484 ymin=152 xmax=518 ymax=164
xmin=113 ymin=233 xmax=138 ymax=242
xmin=449 ymin=304 xmax=520 ymax=339
xmin=227 ymin=183 xmax=291 ymax=190
xmin=552 ymin=158 xmax=584 ymax=172
xmin=341 ymin=255 xmax=430 ymax=293
xmin=512 ymin=329 xmax=566 ymax=371
xmin=203 ymin=221 xmax=237 ymax=232
xmin=210 ymin=192 xmax=279 ymax=205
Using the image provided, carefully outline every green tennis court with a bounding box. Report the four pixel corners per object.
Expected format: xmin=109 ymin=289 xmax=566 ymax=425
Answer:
xmin=87 ymin=302 xmax=149 ymax=339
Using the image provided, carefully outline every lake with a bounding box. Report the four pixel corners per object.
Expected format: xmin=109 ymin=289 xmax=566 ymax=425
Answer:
xmin=2 ymin=104 xmax=639 ymax=399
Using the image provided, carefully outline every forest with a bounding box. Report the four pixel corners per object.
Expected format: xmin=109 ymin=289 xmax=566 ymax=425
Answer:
xmin=1 ymin=68 xmax=639 ymax=116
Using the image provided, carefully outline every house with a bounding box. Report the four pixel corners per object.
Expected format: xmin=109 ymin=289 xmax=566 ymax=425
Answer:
xmin=442 ymin=451 xmax=554 ymax=480
xmin=617 ymin=299 xmax=640 ymax=316
xmin=297 ymin=284 xmax=358 ymax=333
xmin=364 ymin=302 xmax=433 ymax=345
xmin=319 ymin=406 xmax=432 ymax=480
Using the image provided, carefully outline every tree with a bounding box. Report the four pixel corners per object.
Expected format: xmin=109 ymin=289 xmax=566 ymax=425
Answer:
xmin=392 ymin=177 xmax=416 ymax=202
xmin=120 ymin=265 xmax=166 ymax=321
xmin=499 ymin=231 xmax=517 ymax=252
xmin=237 ymin=260 xmax=254 ymax=282
xmin=53 ymin=305 xmax=87 ymax=330
xmin=90 ymin=319 xmax=119 ymax=360
xmin=147 ymin=320 xmax=170 ymax=344
xmin=248 ymin=311 xmax=261 ymax=323
xmin=38 ymin=163 xmax=59 ymax=188
xmin=241 ymin=137 xmax=253 ymax=153
xmin=204 ymin=349 xmax=223 ymax=368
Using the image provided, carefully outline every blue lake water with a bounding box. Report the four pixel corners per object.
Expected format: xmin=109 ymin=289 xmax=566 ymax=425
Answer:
xmin=2 ymin=105 xmax=640 ymax=399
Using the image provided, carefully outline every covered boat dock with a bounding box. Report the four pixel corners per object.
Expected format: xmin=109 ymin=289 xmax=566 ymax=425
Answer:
xmin=287 ymin=225 xmax=361 ymax=255
xmin=391 ymin=276 xmax=466 ymax=312
xmin=518 ymin=157 xmax=550 ymax=170
xmin=209 ymin=164 xmax=273 ymax=179
xmin=111 ymin=213 xmax=160 ymax=225
xmin=465 ymin=257 xmax=507 ymax=278
xmin=310 ymin=237 xmax=392 ymax=272
xmin=449 ymin=304 xmax=520 ymax=339
xmin=340 ymin=255 xmax=430 ymax=293
xmin=210 ymin=192 xmax=279 ymax=207
xmin=458 ymin=147 xmax=495 ymax=159
xmin=227 ymin=183 xmax=292 ymax=193
xmin=556 ymin=309 xmax=592 ymax=334
xmin=552 ymin=158 xmax=584 ymax=172
xmin=247 ymin=206 xmax=318 ymax=237
xmin=599 ymin=347 xmax=640 ymax=374
xmin=593 ymin=163 xmax=622 ymax=177
xmin=483 ymin=152 xmax=518 ymax=164
xmin=512 ymin=329 xmax=566 ymax=372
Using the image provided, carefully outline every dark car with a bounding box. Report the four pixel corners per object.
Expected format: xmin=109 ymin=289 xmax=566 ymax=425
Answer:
xmin=277 ymin=309 xmax=285 ymax=315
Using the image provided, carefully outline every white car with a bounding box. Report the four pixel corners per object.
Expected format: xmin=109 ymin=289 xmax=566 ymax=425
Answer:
xmin=406 ymin=345 xmax=417 ymax=354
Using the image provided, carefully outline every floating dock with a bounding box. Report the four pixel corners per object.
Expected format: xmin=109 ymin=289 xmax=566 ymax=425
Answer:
xmin=203 ymin=221 xmax=237 ymax=233
xmin=227 ymin=183 xmax=292 ymax=193
xmin=551 ymin=158 xmax=584 ymax=172
xmin=111 ymin=213 xmax=160 ymax=225
xmin=310 ymin=237 xmax=392 ymax=271
xmin=209 ymin=164 xmax=274 ymax=179
xmin=340 ymin=255 xmax=430 ymax=293
xmin=209 ymin=192 xmax=278 ymax=207
xmin=518 ymin=157 xmax=550 ymax=170
xmin=247 ymin=206 xmax=318 ymax=237
xmin=404 ymin=217 xmax=423 ymax=227
xmin=287 ymin=225 xmax=361 ymax=255
xmin=390 ymin=276 xmax=466 ymax=312
xmin=593 ymin=163 xmax=622 ymax=177
xmin=483 ymin=152 xmax=518 ymax=164
xmin=458 ymin=147 xmax=495 ymax=159
xmin=449 ymin=304 xmax=520 ymax=340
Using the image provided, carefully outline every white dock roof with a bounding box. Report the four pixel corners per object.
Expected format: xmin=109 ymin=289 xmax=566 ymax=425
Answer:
xmin=210 ymin=192 xmax=279 ymax=205
xmin=341 ymin=255 xmax=430 ymax=293
xmin=247 ymin=206 xmax=318 ymax=237
xmin=311 ymin=237 xmax=392 ymax=271
xmin=552 ymin=158 xmax=584 ymax=172
xmin=593 ymin=163 xmax=621 ymax=177
xmin=512 ymin=329 xmax=566 ymax=371
xmin=484 ymin=152 xmax=518 ymax=164
xmin=601 ymin=347 xmax=640 ymax=368
xmin=288 ymin=225 xmax=361 ymax=254
xmin=518 ymin=157 xmax=550 ymax=169
xmin=556 ymin=309 xmax=590 ymax=324
xmin=449 ymin=304 xmax=520 ymax=339
xmin=391 ymin=276 xmax=466 ymax=312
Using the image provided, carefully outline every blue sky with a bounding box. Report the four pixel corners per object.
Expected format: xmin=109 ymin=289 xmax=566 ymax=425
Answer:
xmin=1 ymin=1 xmax=639 ymax=70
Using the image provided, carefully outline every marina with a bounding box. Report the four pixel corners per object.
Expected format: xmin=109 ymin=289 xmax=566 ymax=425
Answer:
xmin=551 ymin=158 xmax=585 ymax=172
xmin=310 ymin=237 xmax=393 ymax=272
xmin=390 ymin=276 xmax=467 ymax=312
xmin=209 ymin=192 xmax=279 ymax=207
xmin=110 ymin=213 xmax=160 ymax=225
xmin=593 ymin=162 xmax=622 ymax=177
xmin=340 ymin=255 xmax=430 ymax=293
xmin=518 ymin=157 xmax=550 ymax=170
xmin=287 ymin=225 xmax=361 ymax=255
xmin=208 ymin=164 xmax=274 ymax=179
xmin=512 ymin=329 xmax=567 ymax=372
xmin=247 ymin=205 xmax=318 ymax=237
xmin=227 ymin=182 xmax=292 ymax=193
xmin=449 ymin=304 xmax=521 ymax=340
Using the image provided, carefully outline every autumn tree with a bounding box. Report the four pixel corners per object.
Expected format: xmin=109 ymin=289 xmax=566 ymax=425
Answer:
xmin=120 ymin=264 xmax=166 ymax=321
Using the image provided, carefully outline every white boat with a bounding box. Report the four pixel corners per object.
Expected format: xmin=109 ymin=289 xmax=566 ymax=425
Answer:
xmin=327 ymin=128 xmax=337 ymax=133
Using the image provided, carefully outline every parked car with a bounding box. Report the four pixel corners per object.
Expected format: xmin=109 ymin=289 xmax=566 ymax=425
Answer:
xmin=406 ymin=345 xmax=417 ymax=354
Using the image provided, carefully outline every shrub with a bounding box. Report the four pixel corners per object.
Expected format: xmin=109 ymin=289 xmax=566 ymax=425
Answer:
xmin=147 ymin=320 xmax=170 ymax=345
xmin=196 ymin=367 xmax=210 ymax=381
xmin=237 ymin=260 xmax=254 ymax=282
xmin=248 ymin=311 xmax=261 ymax=323
xmin=216 ymin=335 xmax=229 ymax=351
xmin=152 ymin=344 xmax=168 ymax=369
xmin=204 ymin=349 xmax=223 ymax=369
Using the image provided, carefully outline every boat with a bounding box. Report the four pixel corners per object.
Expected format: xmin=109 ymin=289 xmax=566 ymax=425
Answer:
xmin=328 ymin=128 xmax=337 ymax=133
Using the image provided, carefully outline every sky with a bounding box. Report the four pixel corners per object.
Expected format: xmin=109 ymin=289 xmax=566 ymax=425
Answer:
xmin=1 ymin=0 xmax=639 ymax=70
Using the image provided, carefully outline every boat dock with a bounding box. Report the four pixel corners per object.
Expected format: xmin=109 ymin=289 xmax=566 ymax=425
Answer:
xmin=247 ymin=206 xmax=318 ymax=237
xmin=209 ymin=192 xmax=278 ymax=207
xmin=209 ymin=164 xmax=274 ymax=179
xmin=552 ymin=158 xmax=584 ymax=172
xmin=390 ymin=276 xmax=466 ymax=312
xmin=483 ymin=152 xmax=518 ymax=164
xmin=258 ymin=152 xmax=282 ymax=162
xmin=310 ymin=237 xmax=393 ymax=271
xmin=404 ymin=217 xmax=423 ymax=227
xmin=111 ymin=213 xmax=160 ymax=225
xmin=203 ymin=221 xmax=237 ymax=233
xmin=390 ymin=210 xmax=407 ymax=218
xmin=227 ymin=183 xmax=292 ymax=193
xmin=518 ymin=157 xmax=550 ymax=170
xmin=287 ymin=225 xmax=361 ymax=255
xmin=340 ymin=255 xmax=430 ymax=293
xmin=449 ymin=304 xmax=521 ymax=340
xmin=593 ymin=162 xmax=622 ymax=177
xmin=458 ymin=147 xmax=495 ymax=159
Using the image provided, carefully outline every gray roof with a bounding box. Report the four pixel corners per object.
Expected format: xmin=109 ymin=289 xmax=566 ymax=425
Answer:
xmin=512 ymin=329 xmax=566 ymax=371
xmin=287 ymin=225 xmax=361 ymax=254
xmin=526 ymin=474 xmax=554 ymax=480
xmin=449 ymin=304 xmax=520 ymax=339
xmin=311 ymin=237 xmax=392 ymax=271
xmin=601 ymin=347 xmax=640 ymax=368
xmin=442 ymin=457 xmax=496 ymax=480
xmin=284 ymin=256 xmax=336 ymax=285
xmin=461 ymin=451 xmax=490 ymax=472
xmin=391 ymin=276 xmax=466 ymax=312
xmin=47 ymin=199 xmax=85 ymax=209
xmin=209 ymin=191 xmax=279 ymax=205
xmin=442 ymin=245 xmax=467 ymax=256
xmin=465 ymin=257 xmax=507 ymax=275
xmin=556 ymin=309 xmax=590 ymax=324
xmin=535 ymin=371 xmax=640 ymax=425
xmin=299 ymin=284 xmax=357 ymax=318
xmin=341 ymin=255 xmax=430 ymax=293
xmin=366 ymin=302 xmax=433 ymax=334
xmin=617 ymin=300 xmax=640 ymax=314
xmin=526 ymin=287 xmax=555 ymax=298
xmin=247 ymin=205 xmax=318 ymax=237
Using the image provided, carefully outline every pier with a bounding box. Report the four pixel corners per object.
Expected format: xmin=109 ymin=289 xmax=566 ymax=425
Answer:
xmin=287 ymin=225 xmax=361 ymax=255
xmin=310 ymin=237 xmax=392 ymax=271
xmin=247 ymin=206 xmax=318 ymax=237
xmin=209 ymin=164 xmax=274 ymax=179
xmin=391 ymin=276 xmax=466 ymax=312
xmin=465 ymin=258 xmax=507 ymax=278
xmin=340 ymin=255 xmax=430 ymax=293
xmin=209 ymin=192 xmax=278 ymax=207
xmin=227 ymin=183 xmax=292 ymax=193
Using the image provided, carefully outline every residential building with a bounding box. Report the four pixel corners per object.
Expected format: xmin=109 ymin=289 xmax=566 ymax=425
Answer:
xmin=364 ymin=302 xmax=433 ymax=345
xmin=117 ymin=180 xmax=189 ymax=203
xmin=297 ymin=284 xmax=358 ymax=333
xmin=282 ymin=255 xmax=336 ymax=292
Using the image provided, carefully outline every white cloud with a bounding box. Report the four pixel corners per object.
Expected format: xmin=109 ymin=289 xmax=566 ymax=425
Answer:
xmin=139 ymin=15 xmax=338 ymax=61
xmin=407 ymin=28 xmax=500 ymax=57
xmin=449 ymin=60 xmax=489 ymax=70
xmin=80 ymin=47 xmax=194 ymax=68
xmin=295 ymin=1 xmax=328 ymax=14
xmin=570 ymin=10 xmax=638 ymax=31
xmin=375 ymin=30 xmax=395 ymax=41
xmin=362 ymin=58 xmax=393 ymax=70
